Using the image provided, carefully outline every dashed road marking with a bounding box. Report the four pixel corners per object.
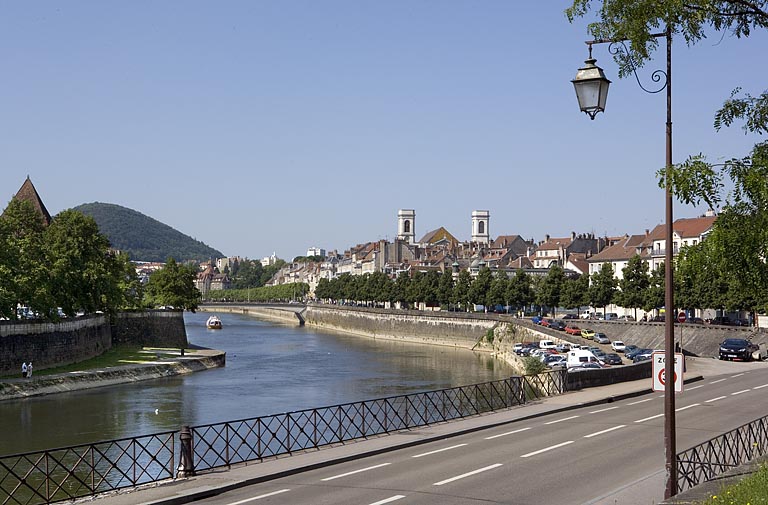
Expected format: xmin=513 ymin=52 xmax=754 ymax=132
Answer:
xmin=584 ymin=425 xmax=626 ymax=438
xmin=754 ymin=384 xmax=768 ymax=390
xmin=628 ymin=398 xmax=654 ymax=405
xmin=321 ymin=463 xmax=391 ymax=481
xmin=412 ymin=444 xmax=467 ymax=458
xmin=676 ymin=403 xmax=700 ymax=412
xmin=485 ymin=427 xmax=531 ymax=440
xmin=732 ymin=373 xmax=745 ymax=378
xmin=732 ymin=389 xmax=751 ymax=396
xmin=226 ymin=489 xmax=290 ymax=505
xmin=687 ymin=385 xmax=704 ymax=391
xmin=545 ymin=415 xmax=580 ymax=425
xmin=433 ymin=464 xmax=503 ymax=486
xmin=635 ymin=413 xmax=664 ymax=423
xmin=368 ymin=496 xmax=406 ymax=505
xmin=705 ymin=396 xmax=727 ymax=403
xmin=590 ymin=406 xmax=619 ymax=414
xmin=710 ymin=379 xmax=727 ymax=384
xmin=520 ymin=441 xmax=574 ymax=458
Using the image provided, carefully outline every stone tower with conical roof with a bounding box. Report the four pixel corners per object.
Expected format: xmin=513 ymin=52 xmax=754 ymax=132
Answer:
xmin=6 ymin=176 xmax=52 ymax=225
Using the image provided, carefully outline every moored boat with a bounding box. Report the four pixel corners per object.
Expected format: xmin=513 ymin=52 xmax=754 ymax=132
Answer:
xmin=206 ymin=315 xmax=222 ymax=329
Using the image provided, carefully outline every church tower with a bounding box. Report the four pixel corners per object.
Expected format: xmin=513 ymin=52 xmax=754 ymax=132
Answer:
xmin=397 ymin=209 xmax=416 ymax=244
xmin=471 ymin=210 xmax=490 ymax=244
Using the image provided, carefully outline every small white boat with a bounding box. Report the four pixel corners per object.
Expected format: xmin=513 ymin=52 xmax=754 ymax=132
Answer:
xmin=206 ymin=315 xmax=222 ymax=329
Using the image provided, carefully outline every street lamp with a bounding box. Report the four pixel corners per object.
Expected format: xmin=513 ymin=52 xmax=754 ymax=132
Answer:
xmin=571 ymin=45 xmax=611 ymax=120
xmin=572 ymin=27 xmax=678 ymax=499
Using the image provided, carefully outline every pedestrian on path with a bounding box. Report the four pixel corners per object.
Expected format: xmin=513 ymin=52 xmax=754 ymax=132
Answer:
xmin=27 ymin=361 xmax=33 ymax=378
xmin=22 ymin=362 xmax=27 ymax=378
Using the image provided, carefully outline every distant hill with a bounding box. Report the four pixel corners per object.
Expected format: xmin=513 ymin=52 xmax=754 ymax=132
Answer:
xmin=72 ymin=202 xmax=223 ymax=263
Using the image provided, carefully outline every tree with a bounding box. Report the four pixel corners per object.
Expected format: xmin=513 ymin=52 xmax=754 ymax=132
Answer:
xmin=144 ymin=258 xmax=200 ymax=311
xmin=588 ymin=263 xmax=617 ymax=315
xmin=567 ymin=0 xmax=768 ymax=313
xmin=393 ymin=271 xmax=411 ymax=308
xmin=452 ymin=269 xmax=472 ymax=311
xmin=537 ymin=265 xmax=566 ymax=317
xmin=437 ymin=271 xmax=454 ymax=307
xmin=487 ymin=270 xmax=509 ymax=310
xmin=643 ymin=263 xmax=666 ymax=314
xmin=468 ymin=266 xmax=493 ymax=308
xmin=616 ymin=255 xmax=650 ymax=319
xmin=506 ymin=269 xmax=533 ymax=314
xmin=561 ymin=274 xmax=589 ymax=311
xmin=231 ymin=259 xmax=265 ymax=289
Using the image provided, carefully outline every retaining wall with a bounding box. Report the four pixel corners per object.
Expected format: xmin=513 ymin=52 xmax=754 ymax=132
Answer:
xmin=0 ymin=311 xmax=188 ymax=376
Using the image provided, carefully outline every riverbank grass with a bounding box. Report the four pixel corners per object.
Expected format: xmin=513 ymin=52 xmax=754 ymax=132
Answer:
xmin=2 ymin=345 xmax=194 ymax=379
xmin=698 ymin=463 xmax=768 ymax=504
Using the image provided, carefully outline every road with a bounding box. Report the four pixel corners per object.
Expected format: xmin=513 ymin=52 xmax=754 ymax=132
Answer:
xmin=192 ymin=365 xmax=768 ymax=505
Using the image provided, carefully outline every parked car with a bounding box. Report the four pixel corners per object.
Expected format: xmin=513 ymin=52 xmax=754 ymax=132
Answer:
xmin=689 ymin=317 xmax=705 ymax=324
xmin=539 ymin=340 xmax=558 ymax=350
xmin=543 ymin=354 xmax=567 ymax=368
xmin=580 ymin=328 xmax=595 ymax=339
xmin=719 ymin=338 xmax=760 ymax=361
xmin=651 ymin=315 xmax=665 ymax=322
xmin=618 ymin=315 xmax=635 ymax=321
xmin=625 ymin=347 xmax=650 ymax=360
xmin=540 ymin=318 xmax=554 ymax=328
xmin=623 ymin=344 xmax=639 ymax=356
xmin=593 ymin=333 xmax=610 ymax=344
xmin=568 ymin=362 xmax=604 ymax=372
xmin=611 ymin=340 xmax=626 ymax=352
xmin=632 ymin=349 xmax=657 ymax=363
xmin=708 ymin=316 xmax=732 ymax=326
xmin=562 ymin=314 xmax=578 ymax=320
xmin=733 ymin=319 xmax=752 ymax=327
xmin=565 ymin=325 xmax=582 ymax=335
xmin=531 ymin=316 xmax=543 ymax=325
xmin=605 ymin=313 xmax=619 ymax=321
xmin=550 ymin=320 xmax=567 ymax=331
xmin=602 ymin=353 xmax=623 ymax=366
xmin=556 ymin=343 xmax=572 ymax=353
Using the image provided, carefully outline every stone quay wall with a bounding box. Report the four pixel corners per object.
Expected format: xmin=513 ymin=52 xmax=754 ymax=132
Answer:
xmin=0 ymin=311 xmax=188 ymax=376
xmin=304 ymin=305 xmax=496 ymax=348
xmin=110 ymin=310 xmax=188 ymax=348
xmin=203 ymin=305 xmax=303 ymax=325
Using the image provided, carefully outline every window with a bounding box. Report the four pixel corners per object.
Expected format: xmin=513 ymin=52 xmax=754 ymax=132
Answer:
xmin=404 ymin=220 xmax=410 ymax=233
xmin=478 ymin=221 xmax=485 ymax=234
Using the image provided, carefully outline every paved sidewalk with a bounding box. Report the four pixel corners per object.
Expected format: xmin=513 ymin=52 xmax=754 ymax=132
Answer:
xmin=83 ymin=375 xmax=699 ymax=505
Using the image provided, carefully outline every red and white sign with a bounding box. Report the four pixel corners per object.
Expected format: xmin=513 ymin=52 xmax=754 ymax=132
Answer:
xmin=652 ymin=352 xmax=684 ymax=392
xmin=677 ymin=312 xmax=686 ymax=323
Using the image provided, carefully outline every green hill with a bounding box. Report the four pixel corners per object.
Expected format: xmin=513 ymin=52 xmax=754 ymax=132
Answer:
xmin=72 ymin=202 xmax=223 ymax=262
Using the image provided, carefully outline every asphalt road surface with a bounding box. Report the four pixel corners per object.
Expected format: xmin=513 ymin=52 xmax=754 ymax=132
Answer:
xmin=192 ymin=365 xmax=768 ymax=505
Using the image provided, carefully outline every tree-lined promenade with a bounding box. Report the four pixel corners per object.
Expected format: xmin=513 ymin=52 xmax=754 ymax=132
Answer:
xmin=0 ymin=199 xmax=201 ymax=321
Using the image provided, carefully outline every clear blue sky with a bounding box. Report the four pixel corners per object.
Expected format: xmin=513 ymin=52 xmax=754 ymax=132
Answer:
xmin=2 ymin=2 xmax=765 ymax=260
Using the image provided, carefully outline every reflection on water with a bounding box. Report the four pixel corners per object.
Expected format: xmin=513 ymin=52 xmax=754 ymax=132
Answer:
xmin=0 ymin=312 xmax=513 ymax=455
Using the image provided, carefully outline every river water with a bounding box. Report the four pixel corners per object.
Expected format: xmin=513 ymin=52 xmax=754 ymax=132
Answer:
xmin=0 ymin=312 xmax=514 ymax=455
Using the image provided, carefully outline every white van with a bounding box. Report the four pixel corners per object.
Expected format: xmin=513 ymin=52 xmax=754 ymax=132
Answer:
xmin=567 ymin=349 xmax=602 ymax=367
xmin=539 ymin=340 xmax=557 ymax=350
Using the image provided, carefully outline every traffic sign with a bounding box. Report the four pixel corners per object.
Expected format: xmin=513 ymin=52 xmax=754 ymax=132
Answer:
xmin=652 ymin=352 xmax=684 ymax=392
xmin=677 ymin=312 xmax=686 ymax=323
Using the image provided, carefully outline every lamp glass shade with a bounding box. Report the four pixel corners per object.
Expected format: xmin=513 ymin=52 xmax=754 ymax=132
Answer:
xmin=572 ymin=57 xmax=611 ymax=119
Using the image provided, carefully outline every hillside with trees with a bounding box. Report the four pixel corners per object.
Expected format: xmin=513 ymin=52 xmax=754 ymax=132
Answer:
xmin=73 ymin=202 xmax=223 ymax=262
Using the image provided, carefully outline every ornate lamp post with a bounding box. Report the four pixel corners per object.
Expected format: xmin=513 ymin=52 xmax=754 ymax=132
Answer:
xmin=572 ymin=27 xmax=677 ymax=499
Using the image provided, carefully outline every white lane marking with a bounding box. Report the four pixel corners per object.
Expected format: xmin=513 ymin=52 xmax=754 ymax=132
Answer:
xmin=368 ymin=496 xmax=406 ymax=505
xmin=321 ymin=463 xmax=391 ymax=481
xmin=545 ymin=415 xmax=580 ymax=425
xmin=485 ymin=427 xmax=531 ymax=440
xmin=732 ymin=389 xmax=751 ymax=396
xmin=676 ymin=403 xmax=700 ymax=412
xmin=590 ymin=406 xmax=619 ymax=414
xmin=628 ymin=398 xmax=654 ymax=405
xmin=754 ymin=384 xmax=768 ymax=389
xmin=687 ymin=385 xmax=704 ymax=391
xmin=732 ymin=373 xmax=745 ymax=378
xmin=412 ymin=444 xmax=467 ymax=458
xmin=433 ymin=464 xmax=503 ymax=486
xmin=520 ymin=440 xmax=574 ymax=458
xmin=705 ymin=396 xmax=727 ymax=403
xmin=710 ymin=378 xmax=727 ymax=384
xmin=657 ymin=395 xmax=665 ymax=398
xmin=584 ymin=425 xmax=626 ymax=438
xmin=635 ymin=413 xmax=664 ymax=423
xmin=226 ymin=489 xmax=290 ymax=505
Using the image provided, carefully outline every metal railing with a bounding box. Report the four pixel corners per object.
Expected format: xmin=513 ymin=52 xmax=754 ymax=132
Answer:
xmin=0 ymin=370 xmax=565 ymax=504
xmin=676 ymin=413 xmax=768 ymax=493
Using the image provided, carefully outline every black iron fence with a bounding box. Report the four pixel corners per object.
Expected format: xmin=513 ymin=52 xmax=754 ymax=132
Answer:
xmin=0 ymin=371 xmax=565 ymax=504
xmin=677 ymin=413 xmax=768 ymax=493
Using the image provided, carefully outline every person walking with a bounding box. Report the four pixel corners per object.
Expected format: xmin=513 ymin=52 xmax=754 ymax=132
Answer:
xmin=27 ymin=361 xmax=33 ymax=378
xmin=22 ymin=362 xmax=27 ymax=378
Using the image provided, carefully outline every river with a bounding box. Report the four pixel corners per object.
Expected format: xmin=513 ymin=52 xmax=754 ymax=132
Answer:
xmin=0 ymin=311 xmax=514 ymax=455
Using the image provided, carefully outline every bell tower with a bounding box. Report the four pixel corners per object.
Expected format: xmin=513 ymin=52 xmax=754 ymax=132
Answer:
xmin=471 ymin=210 xmax=490 ymax=244
xmin=397 ymin=209 xmax=416 ymax=244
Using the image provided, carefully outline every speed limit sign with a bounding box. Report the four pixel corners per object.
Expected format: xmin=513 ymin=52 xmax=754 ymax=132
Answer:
xmin=652 ymin=352 xmax=684 ymax=392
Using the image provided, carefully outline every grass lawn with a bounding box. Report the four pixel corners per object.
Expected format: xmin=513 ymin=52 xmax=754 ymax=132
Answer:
xmin=3 ymin=346 xmax=194 ymax=379
xmin=698 ymin=463 xmax=768 ymax=504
